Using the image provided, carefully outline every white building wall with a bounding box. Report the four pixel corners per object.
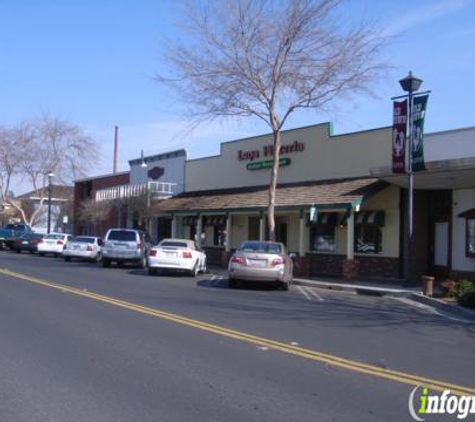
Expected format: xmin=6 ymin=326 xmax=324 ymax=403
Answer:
xmin=425 ymin=127 xmax=475 ymax=162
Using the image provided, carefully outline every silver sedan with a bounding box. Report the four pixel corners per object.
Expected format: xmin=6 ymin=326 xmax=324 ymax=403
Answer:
xmin=228 ymin=241 xmax=294 ymax=290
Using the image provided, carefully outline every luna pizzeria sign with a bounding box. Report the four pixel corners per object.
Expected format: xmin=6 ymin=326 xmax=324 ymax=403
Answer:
xmin=237 ymin=140 xmax=305 ymax=170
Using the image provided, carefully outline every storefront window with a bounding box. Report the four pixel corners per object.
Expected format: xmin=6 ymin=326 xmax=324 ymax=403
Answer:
xmin=355 ymin=225 xmax=382 ymax=254
xmin=310 ymin=225 xmax=336 ymax=252
xmin=466 ymin=219 xmax=475 ymax=257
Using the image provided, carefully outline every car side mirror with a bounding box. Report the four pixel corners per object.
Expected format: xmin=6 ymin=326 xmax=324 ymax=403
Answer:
xmin=289 ymin=253 xmax=297 ymax=260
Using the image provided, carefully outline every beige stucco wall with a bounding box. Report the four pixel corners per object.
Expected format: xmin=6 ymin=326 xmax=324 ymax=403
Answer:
xmin=452 ymin=189 xmax=475 ymax=272
xmin=186 ymin=123 xmax=391 ymax=191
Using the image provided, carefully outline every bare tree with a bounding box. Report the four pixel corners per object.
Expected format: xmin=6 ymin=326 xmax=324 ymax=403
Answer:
xmin=0 ymin=114 xmax=98 ymax=227
xmin=78 ymin=198 xmax=112 ymax=231
xmin=157 ymin=0 xmax=387 ymax=239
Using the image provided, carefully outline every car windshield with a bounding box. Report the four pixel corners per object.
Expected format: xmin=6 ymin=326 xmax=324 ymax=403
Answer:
xmin=73 ymin=237 xmax=95 ymax=244
xmin=160 ymin=241 xmax=189 ymax=249
xmin=45 ymin=234 xmax=65 ymax=240
xmin=239 ymin=242 xmax=282 ymax=254
xmin=107 ymin=231 xmax=136 ymax=241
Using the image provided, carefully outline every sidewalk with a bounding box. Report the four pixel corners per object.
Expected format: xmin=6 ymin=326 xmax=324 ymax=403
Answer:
xmin=208 ymin=266 xmax=475 ymax=322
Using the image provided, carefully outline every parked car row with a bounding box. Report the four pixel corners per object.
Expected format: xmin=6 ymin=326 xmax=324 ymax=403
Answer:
xmin=4 ymin=227 xmax=294 ymax=289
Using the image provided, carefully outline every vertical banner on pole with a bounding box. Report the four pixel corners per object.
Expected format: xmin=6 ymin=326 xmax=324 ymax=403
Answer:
xmin=412 ymin=95 xmax=429 ymax=172
xmin=392 ymin=100 xmax=407 ymax=174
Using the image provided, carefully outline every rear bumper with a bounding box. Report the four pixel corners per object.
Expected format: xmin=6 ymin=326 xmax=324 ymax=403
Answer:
xmin=103 ymin=250 xmax=141 ymax=261
xmin=228 ymin=265 xmax=286 ymax=282
xmin=148 ymin=257 xmax=195 ymax=271
xmin=63 ymin=250 xmax=97 ymax=259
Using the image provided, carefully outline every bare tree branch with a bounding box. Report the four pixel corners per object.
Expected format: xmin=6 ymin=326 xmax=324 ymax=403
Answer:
xmin=156 ymin=0 xmax=389 ymax=239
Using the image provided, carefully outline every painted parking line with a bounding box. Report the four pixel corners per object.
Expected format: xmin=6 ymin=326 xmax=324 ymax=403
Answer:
xmin=1 ymin=267 xmax=475 ymax=396
xmin=297 ymin=285 xmax=324 ymax=301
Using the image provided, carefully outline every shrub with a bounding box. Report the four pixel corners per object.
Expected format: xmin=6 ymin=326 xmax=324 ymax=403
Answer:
xmin=454 ymin=280 xmax=475 ymax=309
xmin=440 ymin=280 xmax=456 ymax=298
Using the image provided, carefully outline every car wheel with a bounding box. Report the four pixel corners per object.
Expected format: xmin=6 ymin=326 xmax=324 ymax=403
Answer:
xmin=138 ymin=255 xmax=147 ymax=269
xmin=280 ymin=280 xmax=290 ymax=291
xmin=102 ymin=258 xmax=110 ymax=268
xmin=16 ymin=249 xmax=21 ymax=254
xmin=148 ymin=267 xmax=157 ymax=276
xmin=64 ymin=256 xmax=71 ymax=262
xmin=229 ymin=278 xmax=239 ymax=289
xmin=190 ymin=261 xmax=199 ymax=278
xmin=200 ymin=259 xmax=207 ymax=274
xmin=39 ymin=252 xmax=45 ymax=257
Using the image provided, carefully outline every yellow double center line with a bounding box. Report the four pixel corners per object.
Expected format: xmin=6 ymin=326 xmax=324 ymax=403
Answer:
xmin=1 ymin=267 xmax=474 ymax=396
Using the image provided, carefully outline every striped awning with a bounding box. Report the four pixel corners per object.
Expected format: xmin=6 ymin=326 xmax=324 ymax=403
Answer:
xmin=182 ymin=216 xmax=198 ymax=226
xmin=307 ymin=212 xmax=338 ymax=226
xmin=204 ymin=215 xmax=227 ymax=226
xmin=342 ymin=211 xmax=385 ymax=227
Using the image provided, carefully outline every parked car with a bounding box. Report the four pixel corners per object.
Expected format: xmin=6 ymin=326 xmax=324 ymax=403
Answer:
xmin=147 ymin=238 xmax=207 ymax=277
xmin=37 ymin=233 xmax=73 ymax=256
xmin=63 ymin=236 xmax=103 ymax=262
xmin=11 ymin=232 xmax=45 ymax=254
xmin=228 ymin=241 xmax=294 ymax=290
xmin=0 ymin=223 xmax=32 ymax=250
xmin=102 ymin=228 xmax=151 ymax=268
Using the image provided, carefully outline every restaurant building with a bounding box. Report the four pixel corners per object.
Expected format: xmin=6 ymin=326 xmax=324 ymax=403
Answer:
xmin=153 ymin=123 xmax=475 ymax=282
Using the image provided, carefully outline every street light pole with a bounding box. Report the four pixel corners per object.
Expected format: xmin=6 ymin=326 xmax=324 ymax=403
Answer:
xmin=47 ymin=172 xmax=54 ymax=234
xmin=399 ymin=72 xmax=423 ymax=284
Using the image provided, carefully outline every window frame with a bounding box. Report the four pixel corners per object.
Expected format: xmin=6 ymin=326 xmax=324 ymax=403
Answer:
xmin=354 ymin=224 xmax=382 ymax=254
xmin=309 ymin=224 xmax=336 ymax=253
xmin=465 ymin=218 xmax=475 ymax=258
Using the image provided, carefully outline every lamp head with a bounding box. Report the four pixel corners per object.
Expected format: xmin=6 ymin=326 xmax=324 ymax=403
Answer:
xmin=399 ymin=71 xmax=423 ymax=93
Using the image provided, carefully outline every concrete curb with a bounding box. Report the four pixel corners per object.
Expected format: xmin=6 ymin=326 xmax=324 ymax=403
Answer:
xmin=409 ymin=293 xmax=475 ymax=322
xmin=293 ymin=278 xmax=415 ymax=297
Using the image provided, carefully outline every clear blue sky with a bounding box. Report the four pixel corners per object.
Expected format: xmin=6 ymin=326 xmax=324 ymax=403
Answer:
xmin=1 ymin=0 xmax=474 ymax=188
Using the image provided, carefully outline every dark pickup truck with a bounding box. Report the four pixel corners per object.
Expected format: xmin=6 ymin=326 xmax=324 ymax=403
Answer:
xmin=0 ymin=223 xmax=32 ymax=250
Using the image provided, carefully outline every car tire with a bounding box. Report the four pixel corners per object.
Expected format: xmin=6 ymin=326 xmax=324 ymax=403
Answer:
xmin=39 ymin=252 xmax=45 ymax=257
xmin=64 ymin=256 xmax=71 ymax=262
xmin=102 ymin=259 xmax=110 ymax=268
xmin=138 ymin=255 xmax=147 ymax=269
xmin=15 ymin=249 xmax=21 ymax=254
xmin=148 ymin=267 xmax=157 ymax=276
xmin=280 ymin=280 xmax=290 ymax=291
xmin=229 ymin=278 xmax=239 ymax=289
xmin=190 ymin=261 xmax=199 ymax=278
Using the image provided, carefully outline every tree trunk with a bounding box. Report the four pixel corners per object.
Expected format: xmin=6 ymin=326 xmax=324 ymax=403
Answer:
xmin=268 ymin=129 xmax=282 ymax=241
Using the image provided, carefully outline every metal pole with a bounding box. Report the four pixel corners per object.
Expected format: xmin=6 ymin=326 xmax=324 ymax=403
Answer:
xmin=47 ymin=175 xmax=52 ymax=234
xmin=406 ymin=90 xmax=414 ymax=284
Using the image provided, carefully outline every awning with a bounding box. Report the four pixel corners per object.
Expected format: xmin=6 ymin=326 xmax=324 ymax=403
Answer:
xmin=459 ymin=208 xmax=475 ymax=218
xmin=182 ymin=216 xmax=198 ymax=226
xmin=342 ymin=210 xmax=385 ymax=226
xmin=307 ymin=212 xmax=338 ymax=226
xmin=204 ymin=215 xmax=227 ymax=226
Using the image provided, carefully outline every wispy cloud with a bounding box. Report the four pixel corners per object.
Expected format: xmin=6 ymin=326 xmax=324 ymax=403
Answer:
xmin=383 ymin=0 xmax=468 ymax=36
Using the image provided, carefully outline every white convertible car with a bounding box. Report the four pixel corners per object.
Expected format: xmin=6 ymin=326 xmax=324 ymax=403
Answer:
xmin=147 ymin=238 xmax=207 ymax=277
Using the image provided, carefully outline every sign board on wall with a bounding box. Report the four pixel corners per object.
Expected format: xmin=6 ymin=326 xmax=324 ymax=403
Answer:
xmin=238 ymin=141 xmax=305 ymax=169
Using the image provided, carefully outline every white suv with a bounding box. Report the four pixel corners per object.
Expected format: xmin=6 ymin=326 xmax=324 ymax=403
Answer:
xmin=102 ymin=229 xmax=152 ymax=268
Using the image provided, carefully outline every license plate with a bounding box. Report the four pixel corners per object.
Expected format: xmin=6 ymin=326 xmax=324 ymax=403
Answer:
xmin=164 ymin=252 xmax=177 ymax=257
xmin=248 ymin=259 xmax=267 ymax=267
xmin=22 ymin=241 xmax=28 ymax=244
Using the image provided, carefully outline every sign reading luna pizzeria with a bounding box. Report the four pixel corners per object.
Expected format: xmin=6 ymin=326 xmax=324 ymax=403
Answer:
xmin=238 ymin=140 xmax=304 ymax=170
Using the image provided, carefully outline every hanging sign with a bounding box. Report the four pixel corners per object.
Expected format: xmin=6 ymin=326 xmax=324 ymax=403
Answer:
xmin=392 ymin=100 xmax=407 ymax=174
xmin=411 ymin=95 xmax=429 ymax=172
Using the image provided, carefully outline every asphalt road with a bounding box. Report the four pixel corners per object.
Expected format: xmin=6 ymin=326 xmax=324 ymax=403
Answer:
xmin=0 ymin=251 xmax=474 ymax=421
